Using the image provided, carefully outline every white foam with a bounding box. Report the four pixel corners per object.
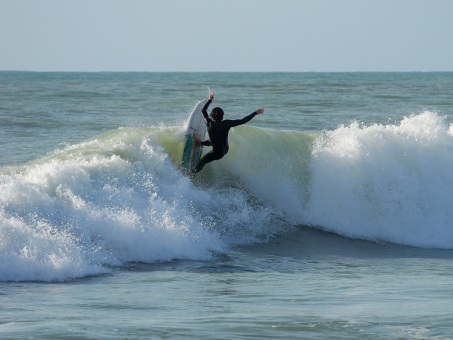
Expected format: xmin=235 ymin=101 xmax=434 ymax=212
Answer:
xmin=0 ymin=128 xmax=275 ymax=281
xmin=4 ymin=111 xmax=452 ymax=281
xmin=305 ymin=111 xmax=453 ymax=248
xmin=223 ymin=112 xmax=453 ymax=249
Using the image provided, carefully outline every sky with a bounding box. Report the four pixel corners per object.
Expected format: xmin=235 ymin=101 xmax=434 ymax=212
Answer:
xmin=1 ymin=0 xmax=453 ymax=72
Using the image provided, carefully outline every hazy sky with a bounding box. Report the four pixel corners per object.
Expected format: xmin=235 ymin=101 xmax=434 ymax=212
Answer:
xmin=1 ymin=0 xmax=452 ymax=72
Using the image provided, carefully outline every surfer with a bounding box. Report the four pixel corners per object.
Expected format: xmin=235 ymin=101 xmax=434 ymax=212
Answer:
xmin=193 ymin=91 xmax=265 ymax=174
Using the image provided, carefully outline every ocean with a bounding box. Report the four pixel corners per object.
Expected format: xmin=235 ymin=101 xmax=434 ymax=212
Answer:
xmin=1 ymin=72 xmax=453 ymax=339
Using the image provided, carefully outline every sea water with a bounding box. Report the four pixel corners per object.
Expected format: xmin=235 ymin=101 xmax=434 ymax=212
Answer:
xmin=1 ymin=72 xmax=453 ymax=339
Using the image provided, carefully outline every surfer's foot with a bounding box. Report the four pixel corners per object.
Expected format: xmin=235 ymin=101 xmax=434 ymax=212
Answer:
xmin=193 ymin=132 xmax=201 ymax=146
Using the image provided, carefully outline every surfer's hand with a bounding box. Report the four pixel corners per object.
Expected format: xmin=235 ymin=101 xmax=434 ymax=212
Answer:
xmin=256 ymin=107 xmax=265 ymax=115
xmin=209 ymin=91 xmax=215 ymax=101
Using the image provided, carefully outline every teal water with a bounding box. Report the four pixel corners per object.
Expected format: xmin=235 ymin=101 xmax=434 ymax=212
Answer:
xmin=1 ymin=72 xmax=453 ymax=339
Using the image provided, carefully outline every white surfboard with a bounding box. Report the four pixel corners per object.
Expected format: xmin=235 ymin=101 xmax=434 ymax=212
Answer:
xmin=182 ymin=99 xmax=207 ymax=174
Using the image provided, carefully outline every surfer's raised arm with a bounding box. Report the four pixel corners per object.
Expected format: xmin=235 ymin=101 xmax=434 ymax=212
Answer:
xmin=201 ymin=91 xmax=216 ymax=123
xmin=201 ymin=100 xmax=212 ymax=123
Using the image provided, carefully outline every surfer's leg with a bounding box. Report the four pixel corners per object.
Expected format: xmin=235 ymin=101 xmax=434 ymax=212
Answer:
xmin=193 ymin=150 xmax=223 ymax=174
xmin=193 ymin=152 xmax=215 ymax=174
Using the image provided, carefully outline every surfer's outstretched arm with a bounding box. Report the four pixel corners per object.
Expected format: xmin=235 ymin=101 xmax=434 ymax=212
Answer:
xmin=225 ymin=107 xmax=266 ymax=128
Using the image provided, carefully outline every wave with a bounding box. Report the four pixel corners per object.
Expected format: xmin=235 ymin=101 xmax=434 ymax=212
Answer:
xmin=221 ymin=111 xmax=453 ymax=250
xmin=1 ymin=111 xmax=453 ymax=281
xmin=304 ymin=111 xmax=453 ymax=248
xmin=211 ymin=111 xmax=453 ymax=249
xmin=235 ymin=111 xmax=453 ymax=249
xmin=0 ymin=127 xmax=280 ymax=282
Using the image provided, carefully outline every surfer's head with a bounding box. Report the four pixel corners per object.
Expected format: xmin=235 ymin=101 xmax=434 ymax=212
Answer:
xmin=210 ymin=107 xmax=224 ymax=122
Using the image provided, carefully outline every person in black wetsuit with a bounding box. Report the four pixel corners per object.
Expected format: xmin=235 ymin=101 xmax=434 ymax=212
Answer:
xmin=193 ymin=91 xmax=265 ymax=174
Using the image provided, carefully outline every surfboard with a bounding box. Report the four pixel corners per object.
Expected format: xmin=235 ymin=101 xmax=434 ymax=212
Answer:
xmin=181 ymin=99 xmax=207 ymax=174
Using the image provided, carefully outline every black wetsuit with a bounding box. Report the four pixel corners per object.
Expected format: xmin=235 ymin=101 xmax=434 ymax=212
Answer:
xmin=194 ymin=99 xmax=257 ymax=174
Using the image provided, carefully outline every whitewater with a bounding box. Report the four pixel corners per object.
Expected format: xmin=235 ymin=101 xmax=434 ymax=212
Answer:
xmin=2 ymin=109 xmax=453 ymax=281
xmin=1 ymin=72 xmax=453 ymax=339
